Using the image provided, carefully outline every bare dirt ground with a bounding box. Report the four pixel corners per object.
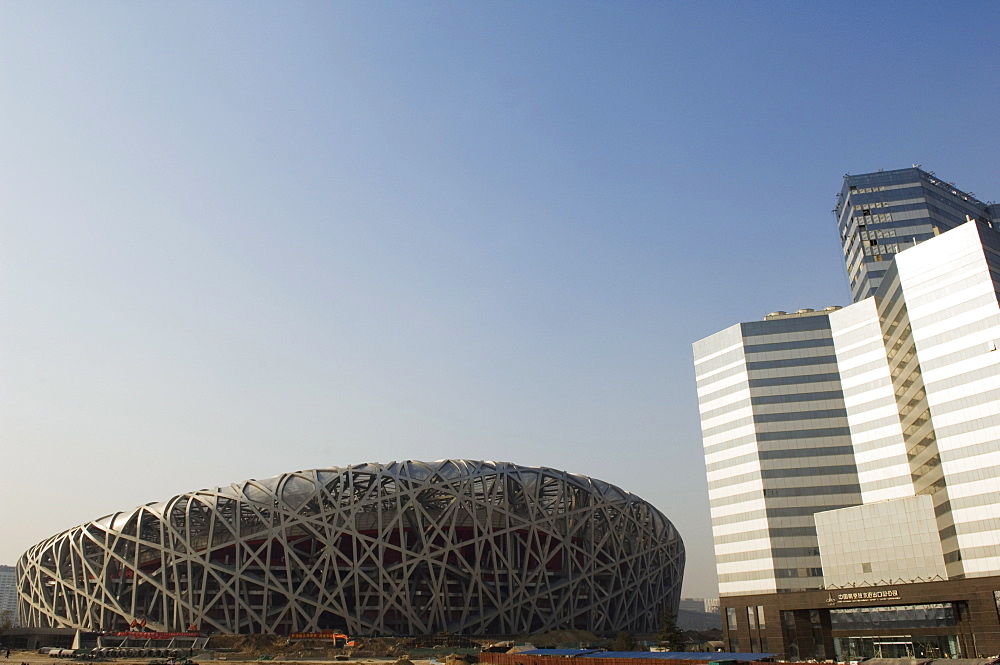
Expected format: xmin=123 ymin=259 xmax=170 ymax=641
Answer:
xmin=4 ymin=653 xmax=436 ymax=665
xmin=3 ymin=644 xmax=488 ymax=665
xmin=3 ymin=628 xmax=605 ymax=665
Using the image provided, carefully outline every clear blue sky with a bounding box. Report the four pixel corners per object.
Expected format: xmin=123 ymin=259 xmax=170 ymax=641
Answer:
xmin=2 ymin=1 xmax=999 ymax=600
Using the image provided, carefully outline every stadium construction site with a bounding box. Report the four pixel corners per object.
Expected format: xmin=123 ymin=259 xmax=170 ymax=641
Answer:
xmin=3 ymin=631 xmax=746 ymax=664
xmin=9 ymin=627 xmax=999 ymax=665
xmin=6 ymin=631 xmax=998 ymax=665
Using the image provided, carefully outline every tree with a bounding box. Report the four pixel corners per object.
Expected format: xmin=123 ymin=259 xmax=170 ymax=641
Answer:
xmin=613 ymin=631 xmax=635 ymax=651
xmin=0 ymin=609 xmax=14 ymax=644
xmin=657 ymin=607 xmax=686 ymax=652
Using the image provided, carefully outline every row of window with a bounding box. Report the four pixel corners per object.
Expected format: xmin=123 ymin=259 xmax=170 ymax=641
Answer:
xmin=859 ymin=227 xmax=897 ymax=239
xmin=863 ymin=243 xmax=900 ymax=256
xmin=709 ymin=483 xmax=859 ymax=509
xmin=725 ymin=637 xmax=770 ymax=654
xmin=713 ymin=525 xmax=817 ymax=546
xmin=756 ymin=427 xmax=852 ymax=442
xmin=706 ymin=444 xmax=850 ymax=476
xmin=726 ymin=605 xmax=767 ymax=630
xmin=746 ymin=355 xmax=839 ymax=371
xmin=856 ymin=212 xmax=893 ymax=225
xmin=830 ymin=603 xmax=957 ymax=629
xmin=742 ymin=317 xmax=834 ymax=336
xmin=744 ymin=337 xmax=835 ymax=354
xmin=748 ymin=373 xmax=842 ymax=388
xmin=850 ymin=185 xmax=889 ymax=194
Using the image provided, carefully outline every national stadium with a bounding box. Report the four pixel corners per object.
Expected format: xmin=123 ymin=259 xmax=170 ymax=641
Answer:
xmin=17 ymin=460 xmax=684 ymax=636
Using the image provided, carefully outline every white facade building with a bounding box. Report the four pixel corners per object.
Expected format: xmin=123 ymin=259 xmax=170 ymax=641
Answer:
xmin=828 ymin=299 xmax=913 ymax=504
xmin=695 ymin=166 xmax=1000 ymax=659
xmin=893 ymin=222 xmax=1000 ymax=579
xmin=696 ymin=220 xmax=1000 ymax=596
xmin=694 ymin=310 xmax=863 ymax=596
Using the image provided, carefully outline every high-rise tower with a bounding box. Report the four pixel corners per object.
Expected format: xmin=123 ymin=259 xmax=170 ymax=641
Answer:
xmin=694 ymin=167 xmax=1000 ymax=660
xmin=834 ymin=167 xmax=996 ymax=302
xmin=693 ymin=308 xmax=861 ymax=598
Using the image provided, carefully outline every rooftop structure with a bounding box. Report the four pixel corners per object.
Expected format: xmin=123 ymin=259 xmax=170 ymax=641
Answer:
xmin=834 ymin=166 xmax=998 ymax=302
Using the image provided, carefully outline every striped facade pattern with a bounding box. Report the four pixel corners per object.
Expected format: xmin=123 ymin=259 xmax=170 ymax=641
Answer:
xmin=694 ymin=313 xmax=862 ymax=596
xmin=18 ymin=460 xmax=684 ymax=635
xmin=895 ymin=223 xmax=1000 ymax=579
xmin=835 ymin=167 xmax=996 ymax=303
xmin=828 ymin=299 xmax=912 ymax=503
xmin=697 ymin=220 xmax=1000 ymax=598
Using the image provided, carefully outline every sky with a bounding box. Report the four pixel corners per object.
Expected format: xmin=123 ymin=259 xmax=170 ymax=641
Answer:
xmin=2 ymin=1 xmax=1000 ymax=601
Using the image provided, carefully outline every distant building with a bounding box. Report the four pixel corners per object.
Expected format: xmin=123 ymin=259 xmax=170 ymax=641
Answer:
xmin=679 ymin=598 xmax=704 ymax=613
xmin=677 ymin=610 xmax=722 ymax=631
xmin=679 ymin=598 xmax=720 ymax=614
xmin=677 ymin=598 xmax=722 ymax=631
xmin=0 ymin=565 xmax=17 ymax=625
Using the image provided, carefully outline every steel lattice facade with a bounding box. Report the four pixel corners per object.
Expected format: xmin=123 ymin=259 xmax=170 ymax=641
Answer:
xmin=18 ymin=460 xmax=684 ymax=636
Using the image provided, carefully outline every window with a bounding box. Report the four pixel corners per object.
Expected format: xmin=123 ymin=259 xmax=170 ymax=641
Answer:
xmin=748 ymin=606 xmax=756 ymax=629
xmin=757 ymin=605 xmax=766 ymax=628
xmin=727 ymin=607 xmax=738 ymax=629
xmin=830 ymin=603 xmax=958 ymax=630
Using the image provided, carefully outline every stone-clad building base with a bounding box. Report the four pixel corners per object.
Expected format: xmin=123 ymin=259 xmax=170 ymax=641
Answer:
xmin=722 ymin=576 xmax=1000 ymax=660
